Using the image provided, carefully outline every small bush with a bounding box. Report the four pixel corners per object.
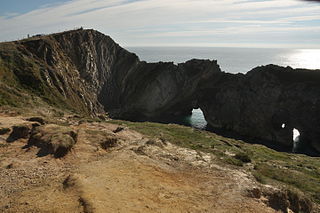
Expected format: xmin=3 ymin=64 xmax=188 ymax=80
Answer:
xmin=100 ymin=137 xmax=118 ymax=150
xmin=26 ymin=117 xmax=45 ymax=125
xmin=0 ymin=127 xmax=10 ymax=135
xmin=0 ymin=143 xmax=9 ymax=148
xmin=28 ymin=124 xmax=77 ymax=158
xmin=6 ymin=124 xmax=31 ymax=142
xmin=252 ymin=171 xmax=267 ymax=184
xmin=225 ymin=156 xmax=244 ymax=167
xmin=234 ymin=152 xmax=251 ymax=163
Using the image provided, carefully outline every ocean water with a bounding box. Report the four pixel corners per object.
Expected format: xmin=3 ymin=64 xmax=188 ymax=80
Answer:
xmin=127 ymin=47 xmax=320 ymax=129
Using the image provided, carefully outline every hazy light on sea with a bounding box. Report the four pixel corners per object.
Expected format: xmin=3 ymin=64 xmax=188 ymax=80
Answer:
xmin=287 ymin=49 xmax=320 ymax=70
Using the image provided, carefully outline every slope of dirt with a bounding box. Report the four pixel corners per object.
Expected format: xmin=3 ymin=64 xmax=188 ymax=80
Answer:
xmin=0 ymin=114 xmax=302 ymax=212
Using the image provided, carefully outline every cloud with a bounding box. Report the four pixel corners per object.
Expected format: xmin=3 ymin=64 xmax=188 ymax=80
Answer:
xmin=0 ymin=0 xmax=319 ymax=48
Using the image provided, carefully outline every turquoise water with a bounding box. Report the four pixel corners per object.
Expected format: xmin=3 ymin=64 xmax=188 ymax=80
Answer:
xmin=127 ymin=47 xmax=320 ymax=129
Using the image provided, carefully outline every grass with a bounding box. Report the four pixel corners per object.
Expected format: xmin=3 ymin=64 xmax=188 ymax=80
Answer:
xmin=0 ymin=41 xmax=92 ymax=115
xmin=0 ymin=143 xmax=9 ymax=148
xmin=107 ymin=119 xmax=320 ymax=204
xmin=234 ymin=152 xmax=252 ymax=163
xmin=0 ymin=128 xmax=10 ymax=135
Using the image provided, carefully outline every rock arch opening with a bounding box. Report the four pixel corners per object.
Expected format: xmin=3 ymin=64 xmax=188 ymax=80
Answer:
xmin=189 ymin=108 xmax=207 ymax=129
xmin=293 ymin=128 xmax=301 ymax=153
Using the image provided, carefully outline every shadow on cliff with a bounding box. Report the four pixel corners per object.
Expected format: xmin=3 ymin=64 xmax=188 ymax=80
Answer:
xmin=205 ymin=125 xmax=320 ymax=157
xmin=1 ymin=29 xmax=319 ymax=157
xmin=198 ymin=65 xmax=320 ymax=157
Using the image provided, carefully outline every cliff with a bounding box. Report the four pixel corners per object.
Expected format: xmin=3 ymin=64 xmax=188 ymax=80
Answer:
xmin=1 ymin=29 xmax=320 ymax=155
xmin=198 ymin=65 xmax=320 ymax=154
xmin=1 ymin=29 xmax=320 ymax=212
xmin=0 ymin=29 xmax=219 ymax=119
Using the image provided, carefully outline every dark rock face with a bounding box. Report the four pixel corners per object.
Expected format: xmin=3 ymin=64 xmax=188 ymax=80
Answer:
xmin=0 ymin=29 xmax=220 ymax=118
xmin=115 ymin=59 xmax=220 ymax=120
xmin=1 ymin=29 xmax=320 ymax=155
xmin=199 ymin=65 xmax=320 ymax=154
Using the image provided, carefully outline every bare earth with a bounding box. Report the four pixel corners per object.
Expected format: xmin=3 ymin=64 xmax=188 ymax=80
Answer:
xmin=0 ymin=114 xmax=279 ymax=213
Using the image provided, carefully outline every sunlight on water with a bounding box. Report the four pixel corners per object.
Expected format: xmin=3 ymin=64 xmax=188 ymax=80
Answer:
xmin=189 ymin=109 xmax=207 ymax=129
xmin=293 ymin=128 xmax=300 ymax=141
xmin=128 ymin=47 xmax=320 ymax=130
xmin=128 ymin=47 xmax=320 ymax=73
xmin=287 ymin=49 xmax=320 ymax=70
xmin=293 ymin=128 xmax=301 ymax=152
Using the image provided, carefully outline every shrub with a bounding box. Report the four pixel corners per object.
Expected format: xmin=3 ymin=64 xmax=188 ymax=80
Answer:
xmin=0 ymin=127 xmax=10 ymax=135
xmin=100 ymin=137 xmax=118 ymax=150
xmin=234 ymin=152 xmax=251 ymax=163
xmin=28 ymin=124 xmax=77 ymax=158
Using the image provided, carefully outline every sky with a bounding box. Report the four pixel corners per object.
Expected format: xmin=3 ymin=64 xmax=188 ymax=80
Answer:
xmin=0 ymin=0 xmax=320 ymax=48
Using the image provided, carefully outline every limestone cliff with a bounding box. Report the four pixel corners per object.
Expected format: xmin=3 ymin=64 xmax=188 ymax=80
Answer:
xmin=198 ymin=65 xmax=320 ymax=154
xmin=1 ymin=29 xmax=320 ymax=155
xmin=0 ymin=29 xmax=219 ymax=118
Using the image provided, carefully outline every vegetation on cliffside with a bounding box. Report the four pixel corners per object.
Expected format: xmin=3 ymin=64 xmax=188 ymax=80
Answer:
xmin=109 ymin=119 xmax=320 ymax=205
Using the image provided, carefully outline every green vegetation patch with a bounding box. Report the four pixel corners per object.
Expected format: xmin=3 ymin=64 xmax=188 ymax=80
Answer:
xmin=107 ymin=119 xmax=320 ymax=204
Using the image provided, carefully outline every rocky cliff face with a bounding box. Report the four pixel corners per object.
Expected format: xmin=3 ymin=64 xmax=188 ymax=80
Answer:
xmin=198 ymin=65 xmax=320 ymax=154
xmin=0 ymin=29 xmax=220 ymax=118
xmin=1 ymin=29 xmax=320 ymax=155
xmin=115 ymin=59 xmax=220 ymax=120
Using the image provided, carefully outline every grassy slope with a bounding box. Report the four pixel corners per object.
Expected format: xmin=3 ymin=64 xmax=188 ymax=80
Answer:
xmin=0 ymin=42 xmax=67 ymax=110
xmin=108 ymin=119 xmax=320 ymax=204
xmin=0 ymin=38 xmax=104 ymax=118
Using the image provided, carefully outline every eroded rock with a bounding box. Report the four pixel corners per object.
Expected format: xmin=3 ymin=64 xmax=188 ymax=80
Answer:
xmin=199 ymin=65 xmax=320 ymax=154
xmin=1 ymin=29 xmax=221 ymax=119
xmin=262 ymin=188 xmax=313 ymax=213
xmin=26 ymin=117 xmax=46 ymax=125
xmin=28 ymin=124 xmax=77 ymax=158
xmin=6 ymin=124 xmax=31 ymax=142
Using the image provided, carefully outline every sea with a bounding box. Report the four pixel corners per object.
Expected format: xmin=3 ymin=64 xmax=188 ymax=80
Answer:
xmin=126 ymin=47 xmax=320 ymax=129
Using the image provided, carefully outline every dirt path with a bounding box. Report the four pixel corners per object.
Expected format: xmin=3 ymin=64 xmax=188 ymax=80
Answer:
xmin=0 ymin=115 xmax=277 ymax=213
xmin=72 ymin=150 xmax=274 ymax=213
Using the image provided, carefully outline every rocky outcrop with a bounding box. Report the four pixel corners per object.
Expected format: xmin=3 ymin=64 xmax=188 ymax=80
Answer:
xmin=114 ymin=59 xmax=220 ymax=120
xmin=50 ymin=29 xmax=220 ymax=119
xmin=0 ymin=29 xmax=220 ymax=118
xmin=198 ymin=65 xmax=320 ymax=154
xmin=1 ymin=29 xmax=320 ymax=154
xmin=28 ymin=124 xmax=77 ymax=158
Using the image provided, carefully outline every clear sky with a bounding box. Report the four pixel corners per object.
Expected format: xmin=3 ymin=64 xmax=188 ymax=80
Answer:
xmin=0 ymin=0 xmax=320 ymax=48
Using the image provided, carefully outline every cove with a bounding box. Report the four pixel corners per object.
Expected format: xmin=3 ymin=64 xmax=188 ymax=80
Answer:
xmin=147 ymin=109 xmax=208 ymax=130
